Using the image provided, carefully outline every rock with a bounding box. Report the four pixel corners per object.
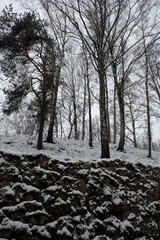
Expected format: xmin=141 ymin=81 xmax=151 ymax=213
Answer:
xmin=0 ymin=152 xmax=160 ymax=239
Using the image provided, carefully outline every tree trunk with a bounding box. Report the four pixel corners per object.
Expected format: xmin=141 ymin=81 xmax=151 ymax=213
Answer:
xmin=145 ymin=56 xmax=152 ymax=157
xmin=68 ymin=106 xmax=73 ymax=139
xmin=110 ymin=52 xmax=117 ymax=144
xmin=82 ymin=79 xmax=87 ymax=141
xmin=105 ymin=79 xmax=111 ymax=143
xmin=117 ymin=85 xmax=125 ymax=152
xmin=46 ymin=69 xmax=60 ymax=143
xmin=55 ymin=115 xmax=59 ymax=138
xmin=87 ymin=78 xmax=93 ymax=147
xmin=72 ymin=84 xmax=78 ymax=140
xmin=113 ymin=83 xmax=117 ymax=144
xmin=46 ymin=109 xmax=55 ymax=143
xmin=129 ymin=101 xmax=137 ymax=148
xmin=132 ymin=118 xmax=137 ymax=148
xmin=143 ymin=32 xmax=152 ymax=158
xmin=99 ymin=68 xmax=110 ymax=158
xmin=37 ymin=114 xmax=45 ymax=150
xmin=37 ymin=65 xmax=47 ymax=150
xmin=37 ymin=102 xmax=46 ymax=150
xmin=46 ymin=89 xmax=57 ymax=143
xmin=85 ymin=58 xmax=93 ymax=147
xmin=83 ymin=45 xmax=93 ymax=147
xmin=68 ymin=124 xmax=73 ymax=139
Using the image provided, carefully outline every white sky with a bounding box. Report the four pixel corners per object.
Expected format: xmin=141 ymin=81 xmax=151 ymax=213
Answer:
xmin=0 ymin=0 xmax=42 ymax=15
xmin=0 ymin=0 xmax=23 ymax=11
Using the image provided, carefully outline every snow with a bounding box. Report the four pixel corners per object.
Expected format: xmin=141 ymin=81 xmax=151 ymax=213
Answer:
xmin=0 ymin=217 xmax=30 ymax=233
xmin=0 ymin=157 xmax=5 ymax=164
xmin=113 ymin=197 xmax=122 ymax=205
xmin=12 ymin=183 xmax=40 ymax=193
xmin=95 ymin=206 xmax=106 ymax=214
xmin=73 ymin=215 xmax=81 ymax=222
xmin=25 ymin=209 xmax=50 ymax=217
xmin=61 ymin=176 xmax=77 ymax=181
xmin=80 ymin=230 xmax=90 ymax=240
xmin=0 ymin=239 xmax=16 ymax=240
xmin=127 ymin=213 xmax=136 ymax=220
xmin=68 ymin=190 xmax=83 ymax=196
xmin=45 ymin=186 xmax=63 ymax=192
xmin=57 ymin=226 xmax=72 ymax=237
xmin=103 ymin=187 xmax=111 ymax=196
xmin=120 ymin=219 xmax=134 ymax=232
xmin=0 ymin=186 xmax=15 ymax=196
xmin=46 ymin=221 xmax=58 ymax=229
xmin=0 ymin=134 xmax=159 ymax=240
xmin=0 ymin=134 xmax=159 ymax=167
xmin=2 ymin=200 xmax=42 ymax=212
xmin=54 ymin=197 xmax=66 ymax=206
xmin=92 ymin=237 xmax=110 ymax=240
xmin=104 ymin=216 xmax=120 ymax=229
xmin=34 ymin=166 xmax=60 ymax=176
xmin=31 ymin=225 xmax=51 ymax=238
xmin=77 ymin=169 xmax=89 ymax=175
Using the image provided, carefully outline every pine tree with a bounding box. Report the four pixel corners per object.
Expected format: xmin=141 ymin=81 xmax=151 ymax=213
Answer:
xmin=0 ymin=6 xmax=60 ymax=149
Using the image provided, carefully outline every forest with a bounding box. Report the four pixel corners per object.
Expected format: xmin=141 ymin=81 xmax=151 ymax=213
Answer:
xmin=0 ymin=1 xmax=160 ymax=239
xmin=0 ymin=0 xmax=160 ymax=159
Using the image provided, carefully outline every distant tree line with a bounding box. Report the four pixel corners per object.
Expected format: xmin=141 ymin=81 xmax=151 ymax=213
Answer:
xmin=0 ymin=0 xmax=160 ymax=158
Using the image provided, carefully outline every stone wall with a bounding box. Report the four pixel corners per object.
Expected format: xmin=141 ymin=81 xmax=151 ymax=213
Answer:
xmin=0 ymin=152 xmax=160 ymax=239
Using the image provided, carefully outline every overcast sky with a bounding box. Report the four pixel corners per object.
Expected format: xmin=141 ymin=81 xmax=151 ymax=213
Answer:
xmin=0 ymin=0 xmax=13 ymax=10
xmin=0 ymin=0 xmax=42 ymax=15
xmin=0 ymin=0 xmax=22 ymax=11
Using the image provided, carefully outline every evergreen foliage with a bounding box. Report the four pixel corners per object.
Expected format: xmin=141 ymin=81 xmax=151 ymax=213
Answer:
xmin=0 ymin=5 xmax=60 ymax=149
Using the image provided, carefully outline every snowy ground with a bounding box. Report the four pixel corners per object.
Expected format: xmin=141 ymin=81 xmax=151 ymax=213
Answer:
xmin=0 ymin=134 xmax=160 ymax=167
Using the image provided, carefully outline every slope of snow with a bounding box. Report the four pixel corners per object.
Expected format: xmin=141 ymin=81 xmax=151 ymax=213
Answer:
xmin=0 ymin=134 xmax=159 ymax=167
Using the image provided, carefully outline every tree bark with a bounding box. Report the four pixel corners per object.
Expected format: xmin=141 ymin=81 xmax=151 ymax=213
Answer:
xmin=37 ymin=105 xmax=46 ymax=150
xmin=46 ymin=68 xmax=60 ymax=143
xmin=145 ymin=52 xmax=152 ymax=157
xmin=37 ymin=82 xmax=47 ymax=150
xmin=82 ymin=78 xmax=86 ymax=141
xmin=117 ymin=85 xmax=125 ymax=152
xmin=142 ymin=28 xmax=152 ymax=158
xmin=46 ymin=87 xmax=58 ymax=143
xmin=87 ymin=77 xmax=93 ymax=147
xmin=113 ymin=83 xmax=117 ymax=144
xmin=128 ymin=99 xmax=138 ymax=148
xmin=85 ymin=52 xmax=93 ymax=147
xmin=46 ymin=95 xmax=55 ymax=143
xmin=99 ymin=67 xmax=110 ymax=158
xmin=37 ymin=61 xmax=47 ymax=150
xmin=105 ymin=79 xmax=111 ymax=143
xmin=132 ymin=118 xmax=137 ymax=148
xmin=146 ymin=75 xmax=152 ymax=158
xmin=73 ymin=90 xmax=78 ymax=140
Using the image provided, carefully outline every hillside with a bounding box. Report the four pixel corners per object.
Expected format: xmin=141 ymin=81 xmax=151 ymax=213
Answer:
xmin=0 ymin=135 xmax=160 ymax=240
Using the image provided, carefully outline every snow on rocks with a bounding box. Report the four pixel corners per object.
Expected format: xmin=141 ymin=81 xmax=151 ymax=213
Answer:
xmin=0 ymin=135 xmax=160 ymax=239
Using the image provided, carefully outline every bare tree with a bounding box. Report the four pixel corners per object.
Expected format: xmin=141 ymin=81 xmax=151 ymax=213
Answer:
xmin=60 ymin=49 xmax=84 ymax=140
xmin=39 ymin=2 xmax=69 ymax=143
xmin=143 ymin=38 xmax=152 ymax=157
xmin=40 ymin=0 xmax=113 ymax=158
xmin=148 ymin=44 xmax=160 ymax=106
xmin=18 ymin=0 xmax=69 ymax=144
xmin=80 ymin=45 xmax=93 ymax=147
xmin=125 ymin=84 xmax=146 ymax=148
xmin=107 ymin=0 xmax=160 ymax=151
xmin=18 ymin=0 xmax=160 ymax=154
